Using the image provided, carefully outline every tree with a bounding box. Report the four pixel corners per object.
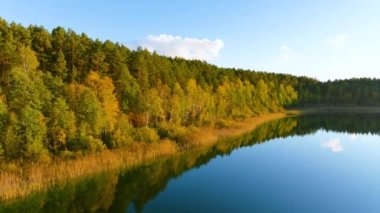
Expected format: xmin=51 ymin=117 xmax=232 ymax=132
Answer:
xmin=0 ymin=97 xmax=8 ymax=159
xmin=18 ymin=45 xmax=39 ymax=74
xmin=63 ymin=29 xmax=80 ymax=82
xmin=110 ymin=114 xmax=134 ymax=148
xmin=255 ymin=79 xmax=270 ymax=113
xmin=51 ymin=27 xmax=66 ymax=51
xmin=112 ymin=65 xmax=141 ymax=112
xmin=129 ymin=49 xmax=149 ymax=90
xmin=144 ymin=88 xmax=164 ymax=126
xmin=158 ymin=83 xmax=171 ymax=120
xmin=51 ymin=50 xmax=67 ymax=78
xmin=216 ymin=81 xmax=231 ymax=117
xmin=89 ymin=40 xmax=108 ymax=74
xmin=2 ymin=106 xmax=48 ymax=161
xmin=5 ymin=67 xmax=51 ymax=113
xmin=0 ymin=95 xmax=8 ymax=134
xmin=185 ymin=79 xmax=198 ymax=123
xmin=85 ymin=71 xmax=120 ymax=132
xmin=28 ymin=25 xmax=52 ymax=71
xmin=17 ymin=106 xmax=49 ymax=161
xmin=46 ymin=97 xmax=76 ymax=154
xmin=67 ymin=83 xmax=105 ymax=135
xmin=170 ymin=83 xmax=185 ymax=124
xmin=0 ymin=18 xmax=18 ymax=84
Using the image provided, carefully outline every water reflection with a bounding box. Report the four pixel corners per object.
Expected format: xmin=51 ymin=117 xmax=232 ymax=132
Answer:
xmin=2 ymin=113 xmax=380 ymax=212
xmin=292 ymin=113 xmax=380 ymax=136
xmin=322 ymin=138 xmax=343 ymax=153
xmin=349 ymin=134 xmax=358 ymax=140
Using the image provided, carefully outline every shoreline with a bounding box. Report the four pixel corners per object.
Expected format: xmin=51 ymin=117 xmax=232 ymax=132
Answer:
xmin=0 ymin=112 xmax=292 ymax=203
xmin=290 ymin=106 xmax=380 ymax=114
xmin=3 ymin=106 xmax=377 ymax=202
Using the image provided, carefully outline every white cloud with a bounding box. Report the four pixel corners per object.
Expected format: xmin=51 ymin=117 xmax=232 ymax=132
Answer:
xmin=141 ymin=34 xmax=224 ymax=61
xmin=278 ymin=45 xmax=293 ymax=62
xmin=322 ymin=139 xmax=343 ymax=153
xmin=327 ymin=35 xmax=348 ymax=48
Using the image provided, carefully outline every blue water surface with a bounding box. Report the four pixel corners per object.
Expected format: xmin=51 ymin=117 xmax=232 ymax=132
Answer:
xmin=142 ymin=131 xmax=380 ymax=213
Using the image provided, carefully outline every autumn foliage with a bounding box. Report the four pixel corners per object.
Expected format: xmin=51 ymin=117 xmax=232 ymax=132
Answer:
xmin=0 ymin=17 xmax=299 ymax=161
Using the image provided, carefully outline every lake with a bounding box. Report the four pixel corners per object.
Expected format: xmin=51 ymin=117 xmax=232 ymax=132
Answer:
xmin=2 ymin=113 xmax=380 ymax=213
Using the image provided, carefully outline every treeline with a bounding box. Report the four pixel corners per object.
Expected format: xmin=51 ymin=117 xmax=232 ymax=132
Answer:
xmin=0 ymin=18 xmax=299 ymax=161
xmin=297 ymin=78 xmax=380 ymax=106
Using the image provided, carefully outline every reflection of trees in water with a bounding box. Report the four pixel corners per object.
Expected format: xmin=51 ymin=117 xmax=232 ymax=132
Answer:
xmin=3 ymin=113 xmax=379 ymax=212
xmin=294 ymin=113 xmax=380 ymax=136
xmin=0 ymin=173 xmax=119 ymax=213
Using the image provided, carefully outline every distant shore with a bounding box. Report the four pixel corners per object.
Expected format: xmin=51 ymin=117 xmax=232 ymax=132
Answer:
xmin=289 ymin=105 xmax=380 ymax=114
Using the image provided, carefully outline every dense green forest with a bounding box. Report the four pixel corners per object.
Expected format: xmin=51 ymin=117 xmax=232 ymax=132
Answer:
xmin=0 ymin=18 xmax=300 ymax=161
xmin=297 ymin=78 xmax=380 ymax=105
xmin=1 ymin=17 xmax=379 ymax=162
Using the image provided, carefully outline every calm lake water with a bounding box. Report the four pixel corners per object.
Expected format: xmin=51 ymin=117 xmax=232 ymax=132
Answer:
xmin=2 ymin=113 xmax=380 ymax=213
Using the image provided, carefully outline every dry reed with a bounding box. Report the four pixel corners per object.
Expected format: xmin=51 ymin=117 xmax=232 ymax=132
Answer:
xmin=0 ymin=142 xmax=177 ymax=202
xmin=0 ymin=112 xmax=290 ymax=203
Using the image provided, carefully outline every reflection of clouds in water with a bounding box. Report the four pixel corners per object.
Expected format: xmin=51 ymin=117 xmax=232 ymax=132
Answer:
xmin=322 ymin=139 xmax=343 ymax=152
xmin=349 ymin=134 xmax=357 ymax=140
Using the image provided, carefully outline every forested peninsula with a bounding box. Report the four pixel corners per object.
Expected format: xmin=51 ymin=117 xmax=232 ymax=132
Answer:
xmin=0 ymin=18 xmax=302 ymax=161
xmin=1 ymin=17 xmax=380 ymax=200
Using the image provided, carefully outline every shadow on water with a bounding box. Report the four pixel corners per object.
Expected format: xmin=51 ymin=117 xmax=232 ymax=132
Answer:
xmin=2 ymin=113 xmax=380 ymax=212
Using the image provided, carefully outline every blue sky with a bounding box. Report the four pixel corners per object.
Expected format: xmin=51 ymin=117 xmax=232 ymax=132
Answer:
xmin=1 ymin=0 xmax=380 ymax=81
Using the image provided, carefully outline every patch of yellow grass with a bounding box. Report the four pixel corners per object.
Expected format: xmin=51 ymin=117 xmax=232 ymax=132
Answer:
xmin=0 ymin=142 xmax=178 ymax=202
xmin=214 ymin=113 xmax=290 ymax=139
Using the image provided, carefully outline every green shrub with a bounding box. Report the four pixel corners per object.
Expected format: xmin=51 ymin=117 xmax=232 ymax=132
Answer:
xmin=60 ymin=150 xmax=75 ymax=159
xmin=110 ymin=115 xmax=134 ymax=148
xmin=68 ymin=127 xmax=105 ymax=153
xmin=157 ymin=122 xmax=187 ymax=143
xmin=156 ymin=122 xmax=202 ymax=146
xmin=133 ymin=127 xmax=160 ymax=143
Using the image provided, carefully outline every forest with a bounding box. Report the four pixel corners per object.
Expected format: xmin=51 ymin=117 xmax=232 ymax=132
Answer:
xmin=297 ymin=78 xmax=380 ymax=106
xmin=0 ymin=17 xmax=379 ymax=162
xmin=0 ymin=18 xmax=300 ymax=162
